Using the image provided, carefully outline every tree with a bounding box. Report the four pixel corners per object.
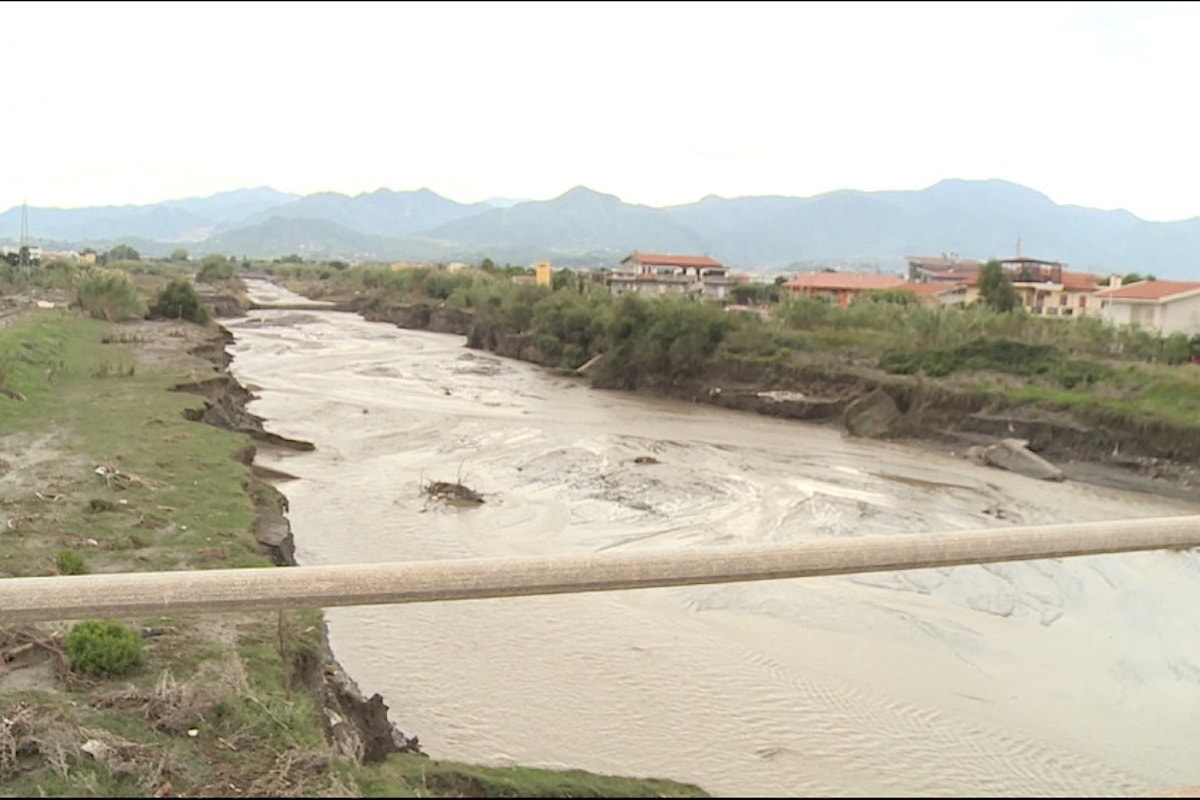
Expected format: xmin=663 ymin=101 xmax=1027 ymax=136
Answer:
xmin=977 ymin=259 xmax=1019 ymax=312
xmin=105 ymin=244 xmax=141 ymax=262
xmin=169 ymin=248 xmax=189 ymax=262
xmin=148 ymin=277 xmax=209 ymax=323
xmin=1122 ymin=272 xmax=1156 ymax=285
xmin=196 ymin=254 xmax=234 ymax=283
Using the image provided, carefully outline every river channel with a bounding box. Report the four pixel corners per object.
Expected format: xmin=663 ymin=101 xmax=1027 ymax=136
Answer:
xmin=224 ymin=279 xmax=1200 ymax=797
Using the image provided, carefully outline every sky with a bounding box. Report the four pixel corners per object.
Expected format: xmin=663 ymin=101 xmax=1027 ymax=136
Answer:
xmin=6 ymin=1 xmax=1200 ymax=220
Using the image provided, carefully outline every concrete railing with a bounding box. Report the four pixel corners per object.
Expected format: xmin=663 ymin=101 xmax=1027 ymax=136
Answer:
xmin=2 ymin=515 xmax=1198 ymax=623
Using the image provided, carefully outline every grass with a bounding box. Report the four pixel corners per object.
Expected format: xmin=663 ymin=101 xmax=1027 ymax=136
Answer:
xmin=0 ymin=312 xmax=261 ymax=579
xmin=0 ymin=298 xmax=710 ymax=797
xmin=354 ymin=754 xmax=709 ymax=798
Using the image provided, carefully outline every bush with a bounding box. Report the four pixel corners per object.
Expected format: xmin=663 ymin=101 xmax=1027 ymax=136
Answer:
xmin=148 ymin=277 xmax=209 ymax=323
xmin=74 ymin=270 xmax=145 ymax=321
xmin=536 ymin=333 xmax=563 ymax=360
xmin=196 ymin=255 xmax=235 ymax=283
xmin=562 ymin=343 xmax=587 ymax=370
xmin=56 ymin=548 xmax=88 ymax=575
xmin=65 ymin=620 xmax=143 ymax=677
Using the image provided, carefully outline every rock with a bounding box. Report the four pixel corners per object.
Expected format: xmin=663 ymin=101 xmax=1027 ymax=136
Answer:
xmin=843 ymin=388 xmax=902 ymax=438
xmin=969 ymin=438 xmax=1066 ymax=482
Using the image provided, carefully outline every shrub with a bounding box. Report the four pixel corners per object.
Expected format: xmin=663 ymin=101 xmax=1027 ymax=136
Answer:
xmin=196 ymin=255 xmax=235 ymax=283
xmin=536 ymin=333 xmax=563 ymax=360
xmin=148 ymin=277 xmax=209 ymax=323
xmin=562 ymin=343 xmax=587 ymax=370
xmin=65 ymin=620 xmax=143 ymax=677
xmin=73 ymin=270 xmax=145 ymax=321
xmin=56 ymin=548 xmax=87 ymax=575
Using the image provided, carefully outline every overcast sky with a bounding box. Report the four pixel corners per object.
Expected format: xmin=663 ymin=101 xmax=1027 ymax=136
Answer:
xmin=6 ymin=1 xmax=1199 ymax=220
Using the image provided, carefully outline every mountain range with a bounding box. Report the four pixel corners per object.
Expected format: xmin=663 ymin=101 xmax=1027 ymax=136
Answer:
xmin=2 ymin=179 xmax=1198 ymax=279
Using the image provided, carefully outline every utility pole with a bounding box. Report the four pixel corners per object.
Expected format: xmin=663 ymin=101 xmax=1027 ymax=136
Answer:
xmin=18 ymin=200 xmax=31 ymax=269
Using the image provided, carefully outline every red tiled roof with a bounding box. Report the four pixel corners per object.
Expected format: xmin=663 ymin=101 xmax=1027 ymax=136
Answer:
xmin=785 ymin=272 xmax=907 ymax=291
xmin=906 ymin=282 xmax=965 ymax=296
xmin=1060 ymin=271 xmax=1107 ymax=291
xmin=1093 ymin=280 xmax=1200 ymax=301
xmin=932 ymin=267 xmax=980 ymax=284
xmin=622 ymin=251 xmax=723 ymax=269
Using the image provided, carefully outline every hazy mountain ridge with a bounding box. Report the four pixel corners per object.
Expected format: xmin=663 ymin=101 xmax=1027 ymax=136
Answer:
xmin=3 ymin=179 xmax=1199 ymax=278
xmin=230 ymin=188 xmax=492 ymax=238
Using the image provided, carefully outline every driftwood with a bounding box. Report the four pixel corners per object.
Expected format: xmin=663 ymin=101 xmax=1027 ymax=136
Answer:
xmin=423 ymin=481 xmax=485 ymax=505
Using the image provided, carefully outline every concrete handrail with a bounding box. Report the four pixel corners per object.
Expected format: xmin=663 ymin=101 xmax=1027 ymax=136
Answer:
xmin=2 ymin=515 xmax=1198 ymax=623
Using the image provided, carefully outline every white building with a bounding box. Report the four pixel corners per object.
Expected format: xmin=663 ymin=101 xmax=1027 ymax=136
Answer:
xmin=606 ymin=251 xmax=735 ymax=300
xmin=1093 ymin=279 xmax=1200 ymax=336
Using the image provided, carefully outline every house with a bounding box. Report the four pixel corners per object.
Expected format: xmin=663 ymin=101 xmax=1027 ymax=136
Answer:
xmin=906 ymin=254 xmax=983 ymax=284
xmin=905 ymin=281 xmax=968 ymax=307
xmin=1055 ymin=270 xmax=1109 ymax=318
xmin=783 ymin=271 xmax=907 ymax=307
xmin=606 ymin=251 xmax=734 ymax=300
xmin=1000 ymin=257 xmax=1108 ymax=317
xmin=1093 ymin=279 xmax=1200 ymax=336
xmin=1003 ymin=256 xmax=1066 ymax=315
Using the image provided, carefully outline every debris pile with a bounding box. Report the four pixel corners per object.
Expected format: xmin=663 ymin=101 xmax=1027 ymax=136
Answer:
xmin=423 ymin=480 xmax=485 ymax=506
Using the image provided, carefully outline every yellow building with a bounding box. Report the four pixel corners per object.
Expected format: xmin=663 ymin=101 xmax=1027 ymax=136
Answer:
xmin=535 ymin=260 xmax=552 ymax=287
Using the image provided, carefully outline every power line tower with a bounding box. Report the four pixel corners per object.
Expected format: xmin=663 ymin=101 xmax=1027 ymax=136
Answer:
xmin=18 ymin=200 xmax=31 ymax=269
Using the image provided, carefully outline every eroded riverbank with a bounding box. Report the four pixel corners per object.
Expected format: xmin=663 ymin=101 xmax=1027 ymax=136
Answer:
xmin=223 ymin=281 xmax=1200 ymax=797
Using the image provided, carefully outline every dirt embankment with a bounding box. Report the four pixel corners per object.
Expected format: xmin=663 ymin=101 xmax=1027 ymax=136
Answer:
xmin=654 ymin=362 xmax=1200 ymax=503
xmin=182 ymin=314 xmax=423 ymax=765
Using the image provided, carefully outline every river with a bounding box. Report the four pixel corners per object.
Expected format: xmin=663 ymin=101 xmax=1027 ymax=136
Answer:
xmin=224 ymin=279 xmax=1200 ymax=797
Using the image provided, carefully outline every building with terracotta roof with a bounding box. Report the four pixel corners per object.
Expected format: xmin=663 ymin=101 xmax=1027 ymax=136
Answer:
xmin=904 ymin=281 xmax=969 ymax=307
xmin=918 ymin=253 xmax=1106 ymax=317
xmin=906 ymin=254 xmax=983 ymax=284
xmin=783 ymin=271 xmax=907 ymax=307
xmin=606 ymin=251 xmax=734 ymax=300
xmin=994 ymin=258 xmax=1108 ymax=318
xmin=1093 ymin=279 xmax=1200 ymax=335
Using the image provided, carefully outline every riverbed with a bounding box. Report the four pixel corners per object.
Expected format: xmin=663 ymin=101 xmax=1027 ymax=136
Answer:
xmin=224 ymin=280 xmax=1200 ymax=797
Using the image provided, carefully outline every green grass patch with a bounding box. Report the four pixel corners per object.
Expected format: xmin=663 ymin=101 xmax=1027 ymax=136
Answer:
xmin=354 ymin=753 xmax=709 ymax=798
xmin=0 ymin=311 xmax=261 ymax=576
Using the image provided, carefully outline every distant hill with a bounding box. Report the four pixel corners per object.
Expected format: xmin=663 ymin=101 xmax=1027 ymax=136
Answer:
xmin=162 ymin=186 xmax=300 ymax=226
xmin=0 ymin=187 xmax=298 ymax=244
xmin=199 ymin=217 xmax=404 ymax=262
xmin=232 ymin=188 xmax=490 ymax=238
xmin=6 ymin=179 xmax=1200 ymax=278
xmin=418 ymin=186 xmax=711 ymax=262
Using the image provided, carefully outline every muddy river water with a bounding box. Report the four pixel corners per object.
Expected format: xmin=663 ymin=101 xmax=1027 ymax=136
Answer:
xmin=224 ymin=279 xmax=1200 ymax=797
